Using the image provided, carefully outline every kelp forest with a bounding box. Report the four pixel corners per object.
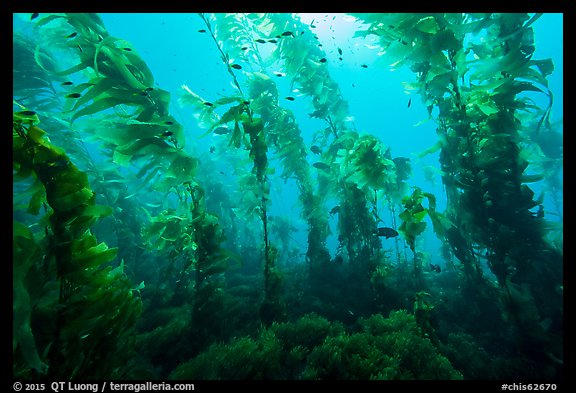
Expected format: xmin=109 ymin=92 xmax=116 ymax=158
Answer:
xmin=13 ymin=13 xmax=563 ymax=380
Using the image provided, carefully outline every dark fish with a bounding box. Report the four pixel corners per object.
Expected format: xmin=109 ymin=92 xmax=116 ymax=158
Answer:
xmin=339 ymin=57 xmax=343 ymax=61
xmin=65 ymin=93 xmax=81 ymax=99
xmin=210 ymin=146 xmax=216 ymax=153
xmin=268 ymin=39 xmax=278 ymax=43
xmin=255 ymin=39 xmax=266 ymax=43
xmin=319 ymin=58 xmax=327 ymax=63
xmin=361 ymin=64 xmax=368 ymax=68
xmin=230 ymin=64 xmax=242 ymax=70
xmin=16 ymin=110 xmax=37 ymax=116
xmin=31 ymin=13 xmax=39 ymax=20
xmin=123 ymin=47 xmax=132 ymax=51
xmin=241 ymin=47 xmax=249 ymax=51
xmin=198 ymin=29 xmax=206 ymax=33
xmin=375 ymin=227 xmax=399 ymax=239
xmin=430 ymin=263 xmax=441 ymax=273
xmin=66 ymin=32 xmax=78 ymax=39
xmin=77 ymin=44 xmax=83 ymax=53
xmin=162 ymin=131 xmax=173 ymax=137
xmin=310 ymin=145 xmax=321 ymax=154
xmin=318 ymin=44 xmax=323 ymax=48
xmin=164 ymin=121 xmax=174 ymax=125
xmin=407 ymin=98 xmax=412 ymax=108
xmin=61 ymin=81 xmax=74 ymax=86
xmin=329 ymin=205 xmax=340 ymax=215
xmin=275 ymin=73 xmax=284 ymax=77
xmin=203 ymin=102 xmax=214 ymax=106
xmin=281 ymin=31 xmax=294 ymax=37
xmin=213 ymin=126 xmax=230 ymax=135
xmin=243 ymin=101 xmax=250 ymax=105
xmin=338 ymin=48 xmax=342 ymax=55
xmin=285 ymin=96 xmax=295 ymax=101
xmin=145 ymin=87 xmax=154 ymax=92
xmin=352 ymin=83 xmax=355 ymax=87
xmin=313 ymin=162 xmax=330 ymax=171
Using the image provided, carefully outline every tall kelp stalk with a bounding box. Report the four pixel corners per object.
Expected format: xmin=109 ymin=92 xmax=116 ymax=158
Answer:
xmin=13 ymin=111 xmax=142 ymax=379
xmin=188 ymin=13 xmax=286 ymax=325
xmin=353 ymin=13 xmax=563 ymax=375
xmin=207 ymin=13 xmax=334 ymax=282
xmin=27 ymin=13 xmax=232 ymax=363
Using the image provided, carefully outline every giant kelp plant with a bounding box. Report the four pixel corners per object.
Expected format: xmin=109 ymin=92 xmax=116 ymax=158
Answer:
xmin=13 ymin=12 xmax=562 ymax=380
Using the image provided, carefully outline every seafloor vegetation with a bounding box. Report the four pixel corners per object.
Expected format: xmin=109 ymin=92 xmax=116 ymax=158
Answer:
xmin=13 ymin=13 xmax=562 ymax=380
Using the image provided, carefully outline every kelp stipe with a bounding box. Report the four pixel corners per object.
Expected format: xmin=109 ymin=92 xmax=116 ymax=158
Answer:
xmin=13 ymin=111 xmax=142 ymax=379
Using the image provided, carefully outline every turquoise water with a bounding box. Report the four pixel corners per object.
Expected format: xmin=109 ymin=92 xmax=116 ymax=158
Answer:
xmin=13 ymin=13 xmax=563 ymax=381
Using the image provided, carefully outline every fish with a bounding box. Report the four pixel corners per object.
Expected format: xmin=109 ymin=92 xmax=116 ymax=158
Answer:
xmin=210 ymin=146 xmax=216 ymax=153
xmin=310 ymin=145 xmax=322 ymax=154
xmin=66 ymin=32 xmax=78 ymax=39
xmin=268 ymin=39 xmax=278 ymax=43
xmin=329 ymin=206 xmax=340 ymax=215
xmin=361 ymin=64 xmax=368 ymax=68
xmin=275 ymin=73 xmax=284 ymax=77
xmin=61 ymin=81 xmax=74 ymax=86
xmin=203 ymin=102 xmax=214 ymax=106
xmin=65 ymin=93 xmax=82 ymax=99
xmin=374 ymin=227 xmax=399 ymax=239
xmin=339 ymin=57 xmax=343 ymax=61
xmin=285 ymin=97 xmax=295 ymax=101
xmin=123 ymin=47 xmax=132 ymax=51
xmin=198 ymin=29 xmax=206 ymax=33
xmin=255 ymin=39 xmax=266 ymax=44
xmin=161 ymin=131 xmax=173 ymax=137
xmin=281 ymin=31 xmax=294 ymax=37
xmin=164 ymin=121 xmax=174 ymax=125
xmin=31 ymin=13 xmax=39 ymax=20
xmin=241 ymin=47 xmax=249 ymax=51
xmin=407 ymin=98 xmax=412 ymax=108
xmin=338 ymin=48 xmax=342 ymax=55
xmin=213 ymin=126 xmax=230 ymax=135
xmin=230 ymin=64 xmax=242 ymax=70
xmin=319 ymin=58 xmax=327 ymax=63
xmin=430 ymin=263 xmax=441 ymax=273
xmin=313 ymin=162 xmax=330 ymax=171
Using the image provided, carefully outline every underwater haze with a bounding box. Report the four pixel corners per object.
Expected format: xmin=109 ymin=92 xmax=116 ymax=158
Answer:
xmin=13 ymin=13 xmax=563 ymax=381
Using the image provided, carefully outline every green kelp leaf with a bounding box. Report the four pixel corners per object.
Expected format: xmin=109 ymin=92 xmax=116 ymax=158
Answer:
xmin=71 ymin=77 xmax=115 ymax=111
xmin=25 ymin=180 xmax=47 ymax=215
xmin=112 ymin=151 xmax=132 ymax=166
xmin=412 ymin=204 xmax=428 ymax=222
xmin=72 ymin=242 xmax=118 ymax=271
xmin=116 ymin=137 xmax=179 ymax=157
xmin=415 ymin=16 xmax=439 ymax=34
xmin=160 ymin=220 xmax=182 ymax=242
xmin=214 ymin=96 xmax=245 ymax=106
xmin=405 ymin=221 xmax=427 ymax=237
xmin=530 ymin=58 xmax=554 ymax=77
xmin=167 ymin=156 xmax=199 ymax=183
xmin=71 ymin=97 xmax=128 ymax=123
xmin=477 ymin=102 xmax=499 ymax=116
xmin=230 ymin=121 xmax=243 ymax=148
xmin=430 ymin=29 xmax=461 ymax=52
